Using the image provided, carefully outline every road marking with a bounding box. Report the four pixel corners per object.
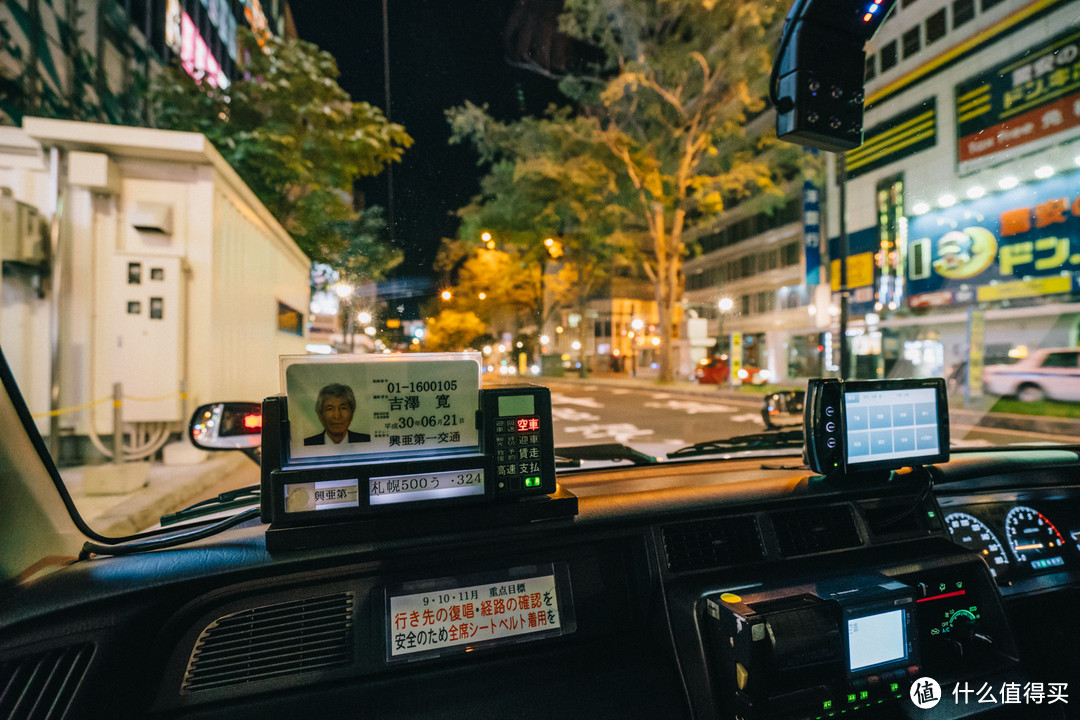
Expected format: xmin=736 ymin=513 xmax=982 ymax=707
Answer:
xmin=643 ymin=400 xmax=738 ymax=415
xmin=550 ymin=392 xmax=604 ymax=409
xmin=551 ymin=407 xmax=601 ymax=422
xmin=649 ymin=393 xmax=674 ymax=400
xmin=730 ymin=413 xmax=765 ymax=425
xmin=609 ymin=389 xmax=631 ymax=395
xmin=562 ymin=423 xmax=655 ymax=444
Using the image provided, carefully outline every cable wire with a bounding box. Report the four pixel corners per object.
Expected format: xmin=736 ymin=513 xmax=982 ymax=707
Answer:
xmin=80 ymin=507 xmax=260 ymax=558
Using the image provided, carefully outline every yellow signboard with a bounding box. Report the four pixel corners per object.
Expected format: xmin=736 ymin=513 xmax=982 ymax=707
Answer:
xmin=830 ymin=252 xmax=876 ymax=291
xmin=730 ymin=332 xmax=743 ymax=388
xmin=968 ymin=309 xmax=984 ymax=402
xmin=975 ymin=275 xmax=1070 ymax=302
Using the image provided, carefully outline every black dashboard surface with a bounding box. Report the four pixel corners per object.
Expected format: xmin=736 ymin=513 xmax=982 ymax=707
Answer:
xmin=3 ymin=450 xmax=1080 ymax=719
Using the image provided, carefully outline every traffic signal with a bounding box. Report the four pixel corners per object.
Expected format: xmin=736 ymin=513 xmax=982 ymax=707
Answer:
xmin=772 ymin=0 xmax=898 ymax=151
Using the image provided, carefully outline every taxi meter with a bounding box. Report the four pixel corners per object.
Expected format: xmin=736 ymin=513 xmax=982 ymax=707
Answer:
xmin=260 ymin=353 xmax=572 ymax=549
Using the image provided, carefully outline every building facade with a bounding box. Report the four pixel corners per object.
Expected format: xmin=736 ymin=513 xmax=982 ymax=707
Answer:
xmin=0 ymin=0 xmax=292 ymax=126
xmin=682 ymin=186 xmax=835 ymax=383
xmin=828 ymin=0 xmax=1080 ymax=383
xmin=682 ymin=0 xmax=1080 ymax=387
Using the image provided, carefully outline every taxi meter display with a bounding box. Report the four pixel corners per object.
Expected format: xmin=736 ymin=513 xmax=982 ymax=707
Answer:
xmin=259 ymin=353 xmax=562 ymax=538
xmin=804 ymin=377 xmax=949 ymax=476
xmin=707 ymin=574 xmax=918 ymax=720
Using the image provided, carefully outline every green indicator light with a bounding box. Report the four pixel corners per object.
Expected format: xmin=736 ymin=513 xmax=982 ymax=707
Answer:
xmin=859 ymin=691 xmax=869 ymax=700
xmin=847 ymin=693 xmax=857 ymax=703
xmin=890 ymin=683 xmax=899 ymax=693
xmin=525 ymin=476 xmax=541 ymax=488
xmin=824 ymin=700 xmax=833 ymax=710
xmin=877 ymin=699 xmax=884 ymax=704
xmin=927 ymin=511 xmax=936 ymax=518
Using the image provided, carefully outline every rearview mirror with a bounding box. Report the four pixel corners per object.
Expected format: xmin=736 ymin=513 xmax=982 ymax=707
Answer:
xmin=189 ymin=402 xmax=262 ymax=458
xmin=761 ymin=391 xmax=805 ymax=430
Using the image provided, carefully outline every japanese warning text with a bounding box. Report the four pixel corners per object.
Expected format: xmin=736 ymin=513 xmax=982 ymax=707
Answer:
xmin=388 ymin=574 xmax=561 ymax=657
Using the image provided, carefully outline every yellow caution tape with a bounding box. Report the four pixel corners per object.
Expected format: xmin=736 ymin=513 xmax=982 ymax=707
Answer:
xmin=31 ymin=397 xmax=112 ymax=419
xmin=31 ymin=392 xmax=188 ymax=418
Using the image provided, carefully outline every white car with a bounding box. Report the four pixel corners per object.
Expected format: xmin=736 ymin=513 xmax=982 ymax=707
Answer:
xmin=983 ymin=348 xmax=1080 ymax=402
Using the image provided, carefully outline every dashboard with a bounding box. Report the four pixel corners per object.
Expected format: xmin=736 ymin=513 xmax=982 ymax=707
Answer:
xmin=2 ymin=450 xmax=1080 ymax=720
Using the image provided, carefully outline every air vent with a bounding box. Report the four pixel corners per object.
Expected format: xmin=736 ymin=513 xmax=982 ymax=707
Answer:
xmin=771 ymin=505 xmax=863 ymax=557
xmin=0 ymin=644 xmax=93 ymax=720
xmin=662 ymin=515 xmax=764 ymax=572
xmin=183 ymin=592 xmax=354 ymax=693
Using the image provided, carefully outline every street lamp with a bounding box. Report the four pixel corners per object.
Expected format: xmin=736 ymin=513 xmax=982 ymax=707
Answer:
xmin=335 ymin=283 xmax=356 ymax=353
xmin=358 ymin=311 xmax=372 ymax=325
xmin=630 ymin=317 xmax=644 ymax=377
xmin=441 ymin=290 xmax=452 ymax=301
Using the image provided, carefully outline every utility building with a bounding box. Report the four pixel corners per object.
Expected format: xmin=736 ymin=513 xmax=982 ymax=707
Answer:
xmin=0 ymin=118 xmax=309 ymax=457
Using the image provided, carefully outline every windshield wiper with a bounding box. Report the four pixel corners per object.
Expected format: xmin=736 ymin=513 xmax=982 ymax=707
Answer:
xmin=160 ymin=484 xmax=261 ymax=527
xmin=554 ymin=443 xmax=659 ymax=468
xmin=667 ymin=429 xmax=805 ymax=459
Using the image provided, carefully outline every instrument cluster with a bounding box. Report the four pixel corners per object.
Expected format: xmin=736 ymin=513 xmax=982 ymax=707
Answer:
xmin=940 ymin=495 xmax=1080 ymax=585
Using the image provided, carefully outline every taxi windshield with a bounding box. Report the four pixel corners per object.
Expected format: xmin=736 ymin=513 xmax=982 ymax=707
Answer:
xmin=0 ymin=0 xmax=1078 ymax=537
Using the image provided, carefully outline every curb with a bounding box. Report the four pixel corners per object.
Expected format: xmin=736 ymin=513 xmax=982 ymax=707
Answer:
xmin=67 ymin=453 xmax=253 ymax=536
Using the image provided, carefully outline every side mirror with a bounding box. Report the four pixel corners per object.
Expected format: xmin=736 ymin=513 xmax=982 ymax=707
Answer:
xmin=761 ymin=391 xmax=805 ymax=430
xmin=189 ymin=402 xmax=262 ymax=463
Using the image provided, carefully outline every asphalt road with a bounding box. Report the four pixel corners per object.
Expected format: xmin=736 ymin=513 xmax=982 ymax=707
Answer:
xmin=540 ymin=380 xmax=770 ymax=458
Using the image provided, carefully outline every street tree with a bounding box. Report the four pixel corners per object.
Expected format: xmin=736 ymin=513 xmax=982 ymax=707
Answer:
xmin=423 ymin=309 xmax=489 ymax=352
xmin=149 ymin=28 xmax=412 ymax=273
xmin=447 ymin=103 xmax=636 ymax=375
xmin=432 ymin=239 xmax=567 ymax=341
xmin=546 ymin=0 xmax=804 ymax=382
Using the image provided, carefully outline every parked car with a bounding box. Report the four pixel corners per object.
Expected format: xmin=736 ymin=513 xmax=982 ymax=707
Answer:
xmin=983 ymin=348 xmax=1080 ymax=402
xmin=946 ymin=355 xmax=1017 ymax=394
xmin=694 ymin=356 xmax=729 ymax=384
xmin=694 ymin=357 xmax=770 ymax=385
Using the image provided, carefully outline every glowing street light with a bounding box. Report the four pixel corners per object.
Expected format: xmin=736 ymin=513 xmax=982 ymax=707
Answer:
xmin=478 ymin=292 xmax=487 ymax=300
xmin=357 ymin=311 xmax=372 ymax=325
xmin=441 ymin=290 xmax=452 ymax=301
xmin=334 ymin=283 xmax=353 ymax=299
xmin=718 ymin=297 xmax=734 ymax=313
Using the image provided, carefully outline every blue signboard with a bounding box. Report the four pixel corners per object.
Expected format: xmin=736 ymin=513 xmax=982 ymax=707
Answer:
xmin=907 ymin=171 xmax=1080 ymax=307
xmin=804 ymin=181 xmax=822 ymax=285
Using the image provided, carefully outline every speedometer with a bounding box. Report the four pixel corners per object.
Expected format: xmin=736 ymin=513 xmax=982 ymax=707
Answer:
xmin=1005 ymin=506 xmax=1066 ymax=571
xmin=944 ymin=512 xmax=1009 ymax=578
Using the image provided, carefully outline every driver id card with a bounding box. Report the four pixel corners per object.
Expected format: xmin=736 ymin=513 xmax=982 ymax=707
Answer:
xmin=281 ymin=352 xmax=481 ymax=463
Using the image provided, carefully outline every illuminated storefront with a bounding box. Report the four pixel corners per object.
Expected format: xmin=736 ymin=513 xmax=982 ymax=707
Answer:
xmin=908 ymin=172 xmax=1080 ymax=308
xmin=822 ymin=0 xmax=1080 ymax=384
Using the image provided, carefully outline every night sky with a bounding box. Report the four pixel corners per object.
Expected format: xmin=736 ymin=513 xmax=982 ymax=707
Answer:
xmin=289 ymin=1 xmax=564 ymax=298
